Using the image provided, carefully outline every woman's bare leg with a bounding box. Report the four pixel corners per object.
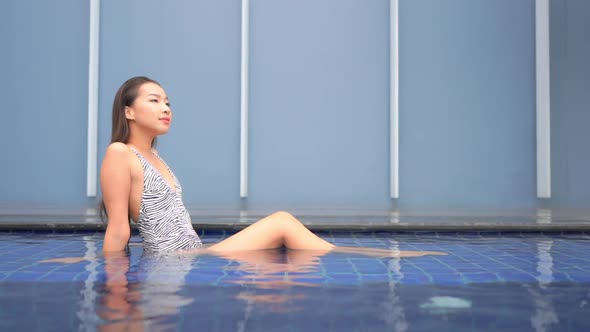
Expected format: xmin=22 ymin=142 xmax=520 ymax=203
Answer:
xmin=207 ymin=211 xmax=334 ymax=252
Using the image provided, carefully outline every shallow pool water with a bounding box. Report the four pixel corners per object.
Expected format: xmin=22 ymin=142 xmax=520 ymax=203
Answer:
xmin=1 ymin=231 xmax=589 ymax=331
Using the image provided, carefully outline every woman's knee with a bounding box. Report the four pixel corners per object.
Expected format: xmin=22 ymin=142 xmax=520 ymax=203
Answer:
xmin=271 ymin=210 xmax=294 ymax=220
xmin=270 ymin=211 xmax=300 ymax=228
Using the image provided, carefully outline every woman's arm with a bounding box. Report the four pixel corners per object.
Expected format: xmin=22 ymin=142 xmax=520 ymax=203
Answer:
xmin=101 ymin=143 xmax=132 ymax=252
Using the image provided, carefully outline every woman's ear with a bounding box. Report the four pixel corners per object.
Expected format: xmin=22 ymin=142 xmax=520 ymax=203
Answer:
xmin=125 ymin=106 xmax=135 ymax=120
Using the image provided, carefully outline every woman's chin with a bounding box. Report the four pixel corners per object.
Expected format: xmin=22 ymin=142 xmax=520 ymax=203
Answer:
xmin=155 ymin=128 xmax=171 ymax=135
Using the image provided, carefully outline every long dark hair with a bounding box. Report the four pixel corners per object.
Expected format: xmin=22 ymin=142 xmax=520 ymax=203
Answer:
xmin=99 ymin=76 xmax=161 ymax=222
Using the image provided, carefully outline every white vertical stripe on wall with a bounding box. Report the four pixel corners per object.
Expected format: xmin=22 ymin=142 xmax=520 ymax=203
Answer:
xmin=240 ymin=0 xmax=250 ymax=198
xmin=535 ymin=0 xmax=551 ymax=198
xmin=86 ymin=0 xmax=100 ymax=197
xmin=390 ymin=0 xmax=399 ymax=199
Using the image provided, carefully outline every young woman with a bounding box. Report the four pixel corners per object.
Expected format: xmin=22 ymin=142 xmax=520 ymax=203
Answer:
xmin=100 ymin=76 xmax=442 ymax=258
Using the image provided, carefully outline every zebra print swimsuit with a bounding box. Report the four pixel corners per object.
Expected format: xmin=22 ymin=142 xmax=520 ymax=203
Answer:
xmin=130 ymin=148 xmax=204 ymax=254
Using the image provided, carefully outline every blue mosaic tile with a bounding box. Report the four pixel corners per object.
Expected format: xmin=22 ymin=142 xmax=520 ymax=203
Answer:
xmin=463 ymin=272 xmax=502 ymax=283
xmin=0 ymin=231 xmax=590 ymax=287
xmin=39 ymin=272 xmax=80 ymax=282
xmin=324 ymin=274 xmax=361 ymax=285
xmin=396 ymin=273 xmax=432 ymax=284
xmin=565 ymin=272 xmax=590 ymax=282
xmin=5 ymin=272 xmax=43 ymax=282
xmin=74 ymin=272 xmax=92 ymax=281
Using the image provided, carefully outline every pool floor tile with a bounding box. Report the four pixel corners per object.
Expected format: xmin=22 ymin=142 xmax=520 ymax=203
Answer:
xmin=0 ymin=232 xmax=589 ymax=286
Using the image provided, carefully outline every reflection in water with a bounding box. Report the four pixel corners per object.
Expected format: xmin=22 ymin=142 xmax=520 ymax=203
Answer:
xmin=96 ymin=252 xmax=195 ymax=331
xmin=381 ymin=239 xmax=408 ymax=332
xmin=77 ymin=235 xmax=101 ymax=330
xmin=219 ymin=249 xmax=325 ymax=319
xmin=529 ymin=239 xmax=558 ymax=332
xmin=90 ymin=248 xmax=331 ymax=331
xmin=536 ymin=239 xmax=554 ymax=285
xmin=220 ymin=249 xmax=324 ymax=288
xmin=98 ymin=252 xmax=142 ymax=331
xmin=236 ymin=291 xmax=253 ymax=332
xmin=91 ymin=247 xmax=425 ymax=330
xmin=207 ymin=249 xmax=327 ymax=330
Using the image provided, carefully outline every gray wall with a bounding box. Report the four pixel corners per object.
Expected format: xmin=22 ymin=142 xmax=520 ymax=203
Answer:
xmin=550 ymin=0 xmax=590 ymax=208
xmin=247 ymin=0 xmax=390 ymax=210
xmin=0 ymin=0 xmax=90 ymax=206
xmin=399 ymin=0 xmax=536 ymax=209
xmin=97 ymin=0 xmax=243 ymax=211
xmin=0 ymin=0 xmax=587 ymax=213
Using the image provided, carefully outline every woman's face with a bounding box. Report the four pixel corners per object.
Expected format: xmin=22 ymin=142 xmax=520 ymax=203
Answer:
xmin=126 ymin=82 xmax=172 ymax=136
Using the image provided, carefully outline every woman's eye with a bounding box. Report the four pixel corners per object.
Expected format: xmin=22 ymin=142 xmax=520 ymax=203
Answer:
xmin=166 ymin=103 xmax=171 ymax=107
xmin=149 ymin=99 xmax=158 ymax=103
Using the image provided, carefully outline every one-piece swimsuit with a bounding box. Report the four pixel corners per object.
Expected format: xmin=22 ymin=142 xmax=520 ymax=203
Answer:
xmin=130 ymin=148 xmax=204 ymax=255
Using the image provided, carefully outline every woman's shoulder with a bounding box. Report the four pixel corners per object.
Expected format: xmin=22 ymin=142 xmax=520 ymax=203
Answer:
xmin=104 ymin=143 xmax=133 ymax=163
xmin=106 ymin=142 xmax=131 ymax=154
